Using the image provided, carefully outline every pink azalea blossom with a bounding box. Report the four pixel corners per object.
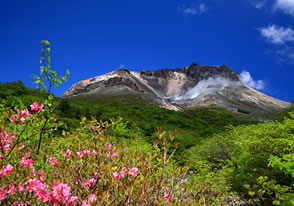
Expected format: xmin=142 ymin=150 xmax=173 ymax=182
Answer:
xmin=21 ymin=109 xmax=30 ymax=117
xmin=81 ymin=201 xmax=90 ymax=206
xmin=3 ymin=164 xmax=13 ymax=175
xmin=112 ymin=147 xmax=117 ymax=153
xmin=83 ymin=178 xmax=96 ymax=187
xmin=163 ymin=193 xmax=174 ymax=201
xmin=18 ymin=144 xmax=25 ymax=151
xmin=111 ymin=152 xmax=118 ymax=157
xmin=40 ymin=171 xmax=46 ymax=181
xmin=17 ymin=182 xmax=24 ymax=193
xmin=129 ymin=167 xmax=138 ymax=177
xmin=106 ymin=152 xmax=111 ymax=157
xmin=31 ymin=169 xmax=36 ymax=177
xmin=88 ymin=194 xmax=97 ymax=203
xmin=92 ymin=149 xmax=97 ymax=156
xmin=67 ymin=196 xmax=79 ymax=205
xmin=38 ymin=104 xmax=44 ymax=112
xmin=20 ymin=156 xmax=33 ymax=168
xmin=124 ymin=147 xmax=128 ymax=153
xmin=83 ymin=149 xmax=91 ymax=155
xmin=74 ymin=179 xmax=79 ymax=185
xmin=48 ymin=157 xmax=58 ymax=166
xmin=0 ymin=129 xmax=14 ymax=151
xmin=77 ymin=152 xmax=84 ymax=160
xmin=30 ymin=102 xmax=39 ymax=111
xmin=13 ymin=201 xmax=29 ymax=206
xmin=119 ymin=167 xmax=128 ymax=178
xmin=9 ymin=185 xmax=15 ymax=196
xmin=0 ymin=187 xmax=6 ymax=200
xmin=92 ymin=172 xmax=98 ymax=178
xmin=52 ymin=182 xmax=71 ymax=203
xmin=11 ymin=115 xmax=16 ymax=123
xmin=105 ymin=142 xmax=112 ymax=149
xmin=19 ymin=117 xmax=25 ymax=125
xmin=63 ymin=149 xmax=72 ymax=158
xmin=0 ymin=155 xmax=3 ymax=160
xmin=111 ymin=171 xmax=119 ymax=180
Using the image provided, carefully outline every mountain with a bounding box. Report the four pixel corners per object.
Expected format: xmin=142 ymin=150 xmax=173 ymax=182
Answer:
xmin=64 ymin=63 xmax=290 ymax=114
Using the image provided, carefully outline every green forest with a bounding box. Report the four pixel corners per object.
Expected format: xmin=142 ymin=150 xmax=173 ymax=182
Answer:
xmin=1 ymin=78 xmax=294 ymax=205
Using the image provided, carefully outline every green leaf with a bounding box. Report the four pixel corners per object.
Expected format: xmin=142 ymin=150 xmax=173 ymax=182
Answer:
xmin=42 ymin=40 xmax=50 ymax=45
xmin=56 ymin=78 xmax=63 ymax=84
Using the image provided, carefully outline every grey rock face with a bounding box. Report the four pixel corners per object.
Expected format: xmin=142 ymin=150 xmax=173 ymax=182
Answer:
xmin=64 ymin=63 xmax=290 ymax=113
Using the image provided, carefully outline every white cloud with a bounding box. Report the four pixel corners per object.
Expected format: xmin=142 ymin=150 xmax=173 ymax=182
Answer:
xmin=177 ymin=3 xmax=207 ymax=16
xmin=259 ymin=24 xmax=294 ymax=63
xmin=259 ymin=24 xmax=294 ymax=44
xmin=275 ymin=0 xmax=294 ymax=17
xmin=250 ymin=0 xmax=267 ymax=9
xmin=240 ymin=71 xmax=265 ymax=90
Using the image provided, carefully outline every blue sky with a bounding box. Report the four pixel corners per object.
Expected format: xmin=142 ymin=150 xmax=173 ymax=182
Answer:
xmin=0 ymin=0 xmax=293 ymax=101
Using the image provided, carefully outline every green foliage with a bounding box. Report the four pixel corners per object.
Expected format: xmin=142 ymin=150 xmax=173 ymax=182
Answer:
xmin=33 ymin=40 xmax=69 ymax=93
xmin=187 ymin=112 xmax=294 ymax=205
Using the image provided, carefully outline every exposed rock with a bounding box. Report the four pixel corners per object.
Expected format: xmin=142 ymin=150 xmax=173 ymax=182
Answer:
xmin=64 ymin=63 xmax=290 ymax=113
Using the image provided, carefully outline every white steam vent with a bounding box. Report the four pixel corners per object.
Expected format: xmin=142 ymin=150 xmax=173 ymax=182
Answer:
xmin=172 ymin=76 xmax=242 ymax=101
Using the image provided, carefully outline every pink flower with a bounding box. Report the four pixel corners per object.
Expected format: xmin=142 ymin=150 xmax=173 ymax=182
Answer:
xmin=163 ymin=193 xmax=174 ymax=201
xmin=11 ymin=115 xmax=16 ymax=123
xmin=31 ymin=169 xmax=36 ymax=177
xmin=19 ymin=117 xmax=25 ymax=125
xmin=18 ymin=144 xmax=25 ymax=151
xmin=26 ymin=178 xmax=46 ymax=193
xmin=124 ymin=147 xmax=128 ymax=153
xmin=81 ymin=201 xmax=90 ymax=206
xmin=3 ymin=164 xmax=13 ymax=175
xmin=74 ymin=179 xmax=79 ymax=185
xmin=111 ymin=171 xmax=119 ymax=180
xmin=9 ymin=185 xmax=15 ymax=196
xmin=92 ymin=149 xmax=97 ymax=156
xmin=106 ymin=152 xmax=111 ymax=157
xmin=21 ymin=109 xmax=30 ymax=117
xmin=88 ymin=194 xmax=97 ymax=203
xmin=0 ymin=155 xmax=3 ymax=160
xmin=105 ymin=142 xmax=112 ymax=149
xmin=52 ymin=182 xmax=71 ymax=203
xmin=92 ymin=172 xmax=98 ymax=178
xmin=77 ymin=152 xmax=84 ymax=160
xmin=67 ymin=196 xmax=79 ymax=205
xmin=119 ymin=167 xmax=128 ymax=178
xmin=40 ymin=171 xmax=46 ymax=181
xmin=83 ymin=178 xmax=96 ymax=187
xmin=0 ymin=129 xmax=14 ymax=151
xmin=129 ymin=167 xmax=138 ymax=177
xmin=38 ymin=104 xmax=44 ymax=112
xmin=112 ymin=147 xmax=117 ymax=153
xmin=111 ymin=152 xmax=118 ymax=157
xmin=48 ymin=157 xmax=58 ymax=166
xmin=30 ymin=102 xmax=39 ymax=111
xmin=90 ymin=125 xmax=96 ymax=130
xmin=20 ymin=156 xmax=33 ymax=168
xmin=17 ymin=182 xmax=24 ymax=193
xmin=0 ymin=187 xmax=6 ymax=200
xmin=63 ymin=149 xmax=72 ymax=158
xmin=83 ymin=149 xmax=91 ymax=155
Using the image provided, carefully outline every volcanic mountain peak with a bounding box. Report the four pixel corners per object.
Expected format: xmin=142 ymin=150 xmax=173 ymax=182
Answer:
xmin=65 ymin=63 xmax=290 ymax=114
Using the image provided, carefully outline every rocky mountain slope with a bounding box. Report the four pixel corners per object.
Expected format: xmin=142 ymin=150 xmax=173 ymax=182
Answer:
xmin=64 ymin=63 xmax=290 ymax=114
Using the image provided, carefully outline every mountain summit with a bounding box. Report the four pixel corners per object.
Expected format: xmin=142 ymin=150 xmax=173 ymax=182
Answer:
xmin=64 ymin=63 xmax=290 ymax=114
